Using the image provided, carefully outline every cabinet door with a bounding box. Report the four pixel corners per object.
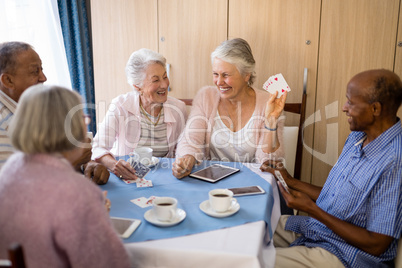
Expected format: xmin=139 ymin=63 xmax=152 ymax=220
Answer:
xmin=91 ymin=0 xmax=158 ymax=122
xmin=395 ymin=0 xmax=402 ymax=121
xmin=158 ymin=0 xmax=227 ymax=99
xmin=229 ymin=0 xmax=321 ymax=182
xmin=312 ymin=0 xmax=400 ymax=186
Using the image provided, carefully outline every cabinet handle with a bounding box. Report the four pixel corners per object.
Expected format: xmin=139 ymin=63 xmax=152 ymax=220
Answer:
xmin=398 ymin=41 xmax=402 ymax=47
xmin=303 ymin=68 xmax=308 ymax=94
xmin=166 ymin=63 xmax=171 ymax=91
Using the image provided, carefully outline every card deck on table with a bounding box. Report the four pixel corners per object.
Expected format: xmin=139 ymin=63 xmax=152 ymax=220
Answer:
xmin=262 ymin=73 xmax=291 ymax=98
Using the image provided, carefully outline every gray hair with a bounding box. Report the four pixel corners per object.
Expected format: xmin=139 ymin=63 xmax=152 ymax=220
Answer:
xmin=125 ymin=48 xmax=166 ymax=89
xmin=9 ymin=84 xmax=86 ymax=154
xmin=0 ymin=41 xmax=33 ymax=75
xmin=211 ymin=38 xmax=256 ymax=86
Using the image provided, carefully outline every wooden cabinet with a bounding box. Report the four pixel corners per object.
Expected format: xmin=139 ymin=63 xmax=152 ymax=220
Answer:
xmin=91 ymin=0 xmax=158 ymax=122
xmin=311 ymin=0 xmax=400 ymax=185
xmin=158 ymin=0 xmax=227 ymax=99
xmin=91 ymin=0 xmax=226 ymax=122
xmin=228 ymin=0 xmax=321 ymax=183
xmin=395 ymin=1 xmax=402 ymax=121
xmin=91 ymin=0 xmax=402 ymax=185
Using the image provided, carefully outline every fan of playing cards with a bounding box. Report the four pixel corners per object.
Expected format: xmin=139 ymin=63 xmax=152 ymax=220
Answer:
xmin=262 ymin=73 xmax=291 ymax=98
xmin=121 ymin=158 xmax=153 ymax=187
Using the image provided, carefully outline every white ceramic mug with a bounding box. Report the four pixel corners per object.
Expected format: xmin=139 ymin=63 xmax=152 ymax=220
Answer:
xmin=129 ymin=147 xmax=153 ymax=165
xmin=209 ymin=189 xmax=236 ymax=213
xmin=153 ymin=197 xmax=178 ymax=222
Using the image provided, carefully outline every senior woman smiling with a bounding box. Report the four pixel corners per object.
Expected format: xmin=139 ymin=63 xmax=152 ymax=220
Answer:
xmin=0 ymin=85 xmax=129 ymax=267
xmin=92 ymin=48 xmax=187 ymax=180
xmin=173 ymin=38 xmax=287 ymax=178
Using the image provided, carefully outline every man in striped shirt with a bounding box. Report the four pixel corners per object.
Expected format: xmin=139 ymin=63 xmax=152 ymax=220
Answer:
xmin=0 ymin=41 xmax=109 ymax=184
xmin=262 ymin=69 xmax=402 ymax=267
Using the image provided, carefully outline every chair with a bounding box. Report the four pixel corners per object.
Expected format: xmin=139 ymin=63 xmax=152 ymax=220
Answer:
xmin=283 ymin=87 xmax=307 ymax=179
xmin=0 ymin=243 xmax=26 ymax=268
xmin=395 ymin=237 xmax=402 ymax=267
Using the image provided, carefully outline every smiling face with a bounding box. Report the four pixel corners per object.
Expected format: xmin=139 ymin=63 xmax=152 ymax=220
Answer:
xmin=139 ymin=63 xmax=169 ymax=107
xmin=342 ymin=78 xmax=375 ymax=132
xmin=212 ymin=58 xmax=250 ymax=100
xmin=6 ymin=48 xmax=47 ymax=102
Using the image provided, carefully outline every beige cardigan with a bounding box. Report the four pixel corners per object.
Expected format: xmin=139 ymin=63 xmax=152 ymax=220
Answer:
xmin=176 ymin=86 xmax=285 ymax=163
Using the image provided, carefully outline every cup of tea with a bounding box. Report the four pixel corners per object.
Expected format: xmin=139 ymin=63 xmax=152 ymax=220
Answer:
xmin=209 ymin=189 xmax=236 ymax=213
xmin=153 ymin=197 xmax=178 ymax=222
xmin=129 ymin=147 xmax=153 ymax=165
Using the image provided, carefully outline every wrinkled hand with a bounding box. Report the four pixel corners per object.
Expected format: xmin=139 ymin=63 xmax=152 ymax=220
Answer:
xmin=172 ymin=155 xmax=196 ymax=179
xmin=265 ymin=91 xmax=287 ymax=120
xmin=112 ymin=159 xmax=139 ymax=181
xmin=83 ymin=161 xmax=110 ymax=185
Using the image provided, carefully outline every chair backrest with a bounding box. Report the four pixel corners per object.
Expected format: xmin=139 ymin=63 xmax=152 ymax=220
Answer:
xmin=395 ymin=237 xmax=402 ymax=267
xmin=283 ymin=88 xmax=307 ymax=179
xmin=0 ymin=244 xmax=26 ymax=268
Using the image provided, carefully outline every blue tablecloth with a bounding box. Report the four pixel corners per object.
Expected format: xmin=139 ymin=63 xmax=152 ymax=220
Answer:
xmin=99 ymin=158 xmax=274 ymax=243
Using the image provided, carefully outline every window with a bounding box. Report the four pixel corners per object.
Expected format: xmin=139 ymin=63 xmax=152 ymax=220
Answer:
xmin=0 ymin=0 xmax=71 ymax=89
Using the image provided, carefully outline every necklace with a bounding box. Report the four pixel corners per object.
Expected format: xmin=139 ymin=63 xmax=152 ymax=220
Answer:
xmin=140 ymin=102 xmax=163 ymax=126
xmin=221 ymin=100 xmax=237 ymax=131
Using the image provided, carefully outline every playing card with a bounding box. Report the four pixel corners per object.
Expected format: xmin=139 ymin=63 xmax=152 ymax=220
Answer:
xmin=131 ymin=160 xmax=151 ymax=179
xmin=136 ymin=180 xmax=153 ymax=188
xmin=262 ymin=73 xmax=291 ymax=98
xmin=131 ymin=197 xmax=148 ymax=208
xmin=122 ymin=178 xmax=141 ymax=184
xmin=130 ymin=196 xmax=157 ymax=208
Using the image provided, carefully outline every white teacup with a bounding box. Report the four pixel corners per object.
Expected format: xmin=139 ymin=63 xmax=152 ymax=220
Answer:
xmin=130 ymin=147 xmax=153 ymax=165
xmin=209 ymin=189 xmax=236 ymax=213
xmin=87 ymin=132 xmax=93 ymax=145
xmin=153 ymin=197 xmax=178 ymax=222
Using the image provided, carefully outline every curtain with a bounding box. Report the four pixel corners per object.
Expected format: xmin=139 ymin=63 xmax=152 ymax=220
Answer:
xmin=57 ymin=0 xmax=96 ymax=133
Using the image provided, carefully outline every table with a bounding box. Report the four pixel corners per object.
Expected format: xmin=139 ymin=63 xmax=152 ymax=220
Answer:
xmin=100 ymin=159 xmax=280 ymax=268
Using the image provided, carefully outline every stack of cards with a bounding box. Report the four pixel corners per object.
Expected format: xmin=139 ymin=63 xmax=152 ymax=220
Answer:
xmin=262 ymin=73 xmax=291 ymax=98
xmin=121 ymin=158 xmax=153 ymax=187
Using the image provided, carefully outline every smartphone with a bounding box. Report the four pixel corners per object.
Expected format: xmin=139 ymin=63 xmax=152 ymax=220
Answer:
xmin=274 ymin=170 xmax=290 ymax=194
xmin=227 ymin=185 xmax=265 ymax=196
xmin=110 ymin=217 xmax=141 ymax=239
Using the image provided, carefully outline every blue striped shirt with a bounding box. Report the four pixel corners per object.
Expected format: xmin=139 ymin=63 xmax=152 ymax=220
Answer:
xmin=286 ymin=120 xmax=402 ymax=267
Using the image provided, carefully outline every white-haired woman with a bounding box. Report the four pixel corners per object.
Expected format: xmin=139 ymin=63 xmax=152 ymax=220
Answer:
xmin=92 ymin=48 xmax=188 ymax=180
xmin=172 ymin=38 xmax=287 ymax=178
xmin=0 ymin=85 xmax=129 ymax=267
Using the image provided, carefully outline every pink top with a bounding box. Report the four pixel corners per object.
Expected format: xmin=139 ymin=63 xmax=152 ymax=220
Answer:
xmin=176 ymin=86 xmax=285 ymax=163
xmin=92 ymin=92 xmax=188 ymax=159
xmin=0 ymin=153 xmax=130 ymax=268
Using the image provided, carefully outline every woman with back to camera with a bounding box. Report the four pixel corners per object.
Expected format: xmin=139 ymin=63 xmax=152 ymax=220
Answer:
xmin=172 ymin=38 xmax=287 ymax=178
xmin=92 ymin=48 xmax=188 ymax=180
xmin=0 ymin=84 xmax=129 ymax=267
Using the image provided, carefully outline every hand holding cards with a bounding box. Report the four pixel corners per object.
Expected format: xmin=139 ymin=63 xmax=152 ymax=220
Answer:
xmin=274 ymin=170 xmax=290 ymax=193
xmin=263 ymin=73 xmax=291 ymax=98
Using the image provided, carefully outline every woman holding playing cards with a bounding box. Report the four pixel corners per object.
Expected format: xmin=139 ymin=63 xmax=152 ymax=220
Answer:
xmin=92 ymin=48 xmax=188 ymax=180
xmin=172 ymin=38 xmax=287 ymax=178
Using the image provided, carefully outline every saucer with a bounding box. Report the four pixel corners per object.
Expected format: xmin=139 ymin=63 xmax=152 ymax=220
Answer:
xmin=146 ymin=157 xmax=159 ymax=168
xmin=199 ymin=199 xmax=240 ymax=218
xmin=144 ymin=208 xmax=186 ymax=227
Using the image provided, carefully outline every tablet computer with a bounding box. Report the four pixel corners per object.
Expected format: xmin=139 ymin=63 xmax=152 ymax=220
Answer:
xmin=110 ymin=217 xmax=141 ymax=239
xmin=189 ymin=164 xmax=240 ymax=183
